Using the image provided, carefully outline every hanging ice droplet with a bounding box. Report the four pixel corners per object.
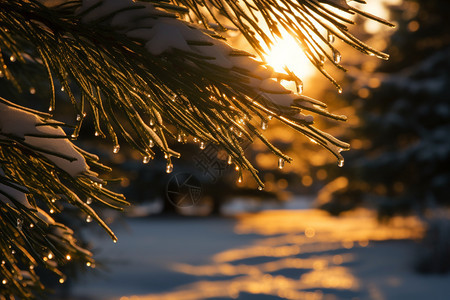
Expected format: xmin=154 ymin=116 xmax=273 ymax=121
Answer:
xmin=66 ymin=255 xmax=71 ymax=261
xmin=29 ymin=87 xmax=36 ymax=94
xmin=237 ymin=176 xmax=242 ymax=183
xmin=297 ymin=81 xmax=303 ymax=94
xmin=258 ymin=186 xmax=263 ymax=191
xmin=149 ymin=139 xmax=154 ymax=148
xmin=86 ymin=215 xmax=93 ymax=223
xmin=338 ymin=159 xmax=344 ymax=167
xmin=261 ymin=120 xmax=268 ymax=130
xmin=149 ymin=119 xmax=154 ymax=126
xmin=235 ymin=165 xmax=240 ymax=171
xmin=59 ymin=278 xmax=65 ymax=284
xmin=200 ymin=142 xmax=205 ymax=150
xmin=94 ymin=131 xmax=99 ymax=137
xmin=143 ymin=156 xmax=151 ymax=164
xmin=327 ymin=31 xmax=335 ymax=44
xmin=166 ymin=163 xmax=173 ymax=174
xmin=227 ymin=156 xmax=232 ymax=165
xmin=278 ymin=158 xmax=285 ymax=169
xmin=177 ymin=133 xmax=182 ymax=143
xmin=338 ymin=88 xmax=343 ymax=94
xmin=51 ymin=197 xmax=57 ymax=203
xmin=29 ymin=223 xmax=34 ymax=228
xmin=333 ymin=50 xmax=342 ymax=64
xmin=60 ymin=86 xmax=65 ymax=92
xmin=9 ymin=56 xmax=16 ymax=62
xmin=17 ymin=219 xmax=23 ymax=231
xmin=113 ymin=145 xmax=120 ymax=154
xmin=193 ymin=137 xmax=199 ymax=143
xmin=86 ymin=197 xmax=92 ymax=205
xmin=267 ymin=115 xmax=273 ymax=121
xmin=2 ymin=279 xmax=7 ymax=285
xmin=76 ymin=114 xmax=82 ymax=121
xmin=49 ymin=209 xmax=55 ymax=214
xmin=48 ymin=106 xmax=53 ymax=112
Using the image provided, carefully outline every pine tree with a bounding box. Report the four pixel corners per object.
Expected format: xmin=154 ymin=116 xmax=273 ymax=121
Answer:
xmin=0 ymin=0 xmax=391 ymax=298
xmin=320 ymin=0 xmax=450 ymax=218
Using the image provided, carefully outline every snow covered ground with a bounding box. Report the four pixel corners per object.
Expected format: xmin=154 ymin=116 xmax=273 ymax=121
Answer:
xmin=64 ymin=209 xmax=450 ymax=300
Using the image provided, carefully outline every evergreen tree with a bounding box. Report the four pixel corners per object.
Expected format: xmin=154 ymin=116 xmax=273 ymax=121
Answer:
xmin=0 ymin=0 xmax=391 ymax=298
xmin=320 ymin=0 xmax=450 ymax=218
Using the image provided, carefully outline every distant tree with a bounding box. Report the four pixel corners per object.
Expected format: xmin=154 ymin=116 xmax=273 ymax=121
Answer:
xmin=320 ymin=0 xmax=450 ymax=220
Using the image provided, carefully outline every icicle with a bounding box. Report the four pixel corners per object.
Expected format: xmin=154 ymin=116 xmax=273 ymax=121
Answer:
xmin=166 ymin=163 xmax=173 ymax=174
xmin=143 ymin=156 xmax=151 ymax=164
xmin=113 ymin=145 xmax=120 ymax=154
xmin=227 ymin=156 xmax=232 ymax=165
xmin=297 ymin=81 xmax=303 ymax=94
xmin=16 ymin=219 xmax=23 ymax=231
xmin=327 ymin=31 xmax=335 ymax=44
xmin=86 ymin=215 xmax=93 ymax=223
xmin=29 ymin=87 xmax=36 ymax=94
xmin=261 ymin=120 xmax=268 ymax=130
xmin=149 ymin=139 xmax=154 ymax=148
xmin=86 ymin=197 xmax=92 ymax=205
xmin=333 ymin=50 xmax=342 ymax=64
xmin=278 ymin=158 xmax=285 ymax=169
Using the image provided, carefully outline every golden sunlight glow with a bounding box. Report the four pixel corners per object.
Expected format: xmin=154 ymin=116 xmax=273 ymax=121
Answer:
xmin=263 ymin=34 xmax=315 ymax=89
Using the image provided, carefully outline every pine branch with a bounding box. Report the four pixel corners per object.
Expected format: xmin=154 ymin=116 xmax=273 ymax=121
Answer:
xmin=0 ymin=98 xmax=128 ymax=298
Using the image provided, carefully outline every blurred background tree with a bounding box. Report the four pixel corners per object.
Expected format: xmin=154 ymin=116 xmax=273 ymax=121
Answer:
xmin=316 ymin=0 xmax=450 ymax=272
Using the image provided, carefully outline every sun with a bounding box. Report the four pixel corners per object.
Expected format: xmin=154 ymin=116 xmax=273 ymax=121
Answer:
xmin=263 ymin=34 xmax=316 ymax=90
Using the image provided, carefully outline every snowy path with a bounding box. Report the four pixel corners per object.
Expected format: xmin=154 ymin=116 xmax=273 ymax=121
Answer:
xmin=66 ymin=210 xmax=450 ymax=300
